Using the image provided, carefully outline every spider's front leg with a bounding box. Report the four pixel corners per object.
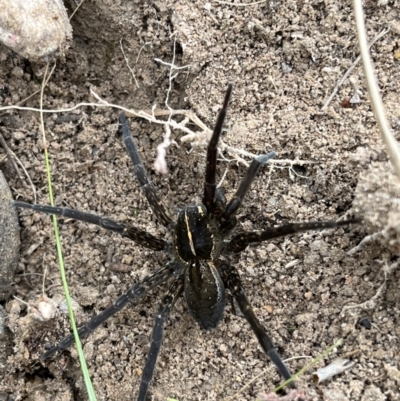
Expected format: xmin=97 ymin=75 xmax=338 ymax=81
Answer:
xmin=220 ymin=261 xmax=296 ymax=388
xmin=203 ymin=84 xmax=232 ymax=215
xmin=201 ymin=84 xmax=276 ymax=227
xmin=137 ymin=277 xmax=184 ymax=401
xmin=227 ymin=218 xmax=361 ymax=253
xmin=119 ymin=113 xmax=173 ymax=227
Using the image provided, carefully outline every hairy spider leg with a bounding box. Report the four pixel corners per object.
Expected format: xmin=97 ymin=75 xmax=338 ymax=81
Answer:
xmin=221 ymin=262 xmax=295 ymax=388
xmin=119 ymin=113 xmax=173 ymax=227
xmin=203 ymin=84 xmax=233 ymax=214
xmin=41 ymin=264 xmax=175 ymax=360
xmin=137 ymin=278 xmax=184 ymax=401
xmin=228 ymin=218 xmax=362 ymax=253
xmin=13 ymin=201 xmax=167 ymax=251
xmin=220 ymin=152 xmax=276 ymax=232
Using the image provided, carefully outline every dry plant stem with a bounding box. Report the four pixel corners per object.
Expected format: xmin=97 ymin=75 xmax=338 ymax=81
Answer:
xmin=342 ymin=277 xmax=386 ymax=312
xmin=347 ymin=229 xmax=387 ymax=255
xmin=92 ymin=89 xmax=314 ymax=168
xmin=353 ymin=0 xmax=400 ymax=178
xmin=222 ymin=356 xmax=311 ymax=401
xmin=0 ymin=132 xmax=37 ymax=202
xmin=155 ymin=39 xmax=191 ymax=116
xmin=154 ymin=124 xmax=176 ymax=174
xmin=0 ymin=91 xmax=315 ymax=168
xmin=321 ymin=27 xmax=389 ymax=111
xmin=0 ymin=133 xmax=24 ymax=183
xmin=213 ymin=0 xmax=268 ymax=6
xmin=0 ymin=64 xmax=56 ymax=117
xmin=341 ymin=261 xmax=398 ymax=313
xmin=120 ymin=39 xmax=139 ymax=89
xmin=0 ymin=90 xmax=41 ymax=118
xmin=69 ymin=0 xmax=86 ymax=21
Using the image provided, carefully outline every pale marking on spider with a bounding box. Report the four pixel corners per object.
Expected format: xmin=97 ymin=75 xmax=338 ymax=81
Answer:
xmin=184 ymin=211 xmax=197 ymax=256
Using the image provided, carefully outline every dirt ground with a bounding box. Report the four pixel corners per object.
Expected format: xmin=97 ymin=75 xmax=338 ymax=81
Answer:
xmin=1 ymin=1 xmax=400 ymax=400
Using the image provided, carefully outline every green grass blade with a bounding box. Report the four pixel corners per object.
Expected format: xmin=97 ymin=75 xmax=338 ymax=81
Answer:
xmin=273 ymin=338 xmax=344 ymax=392
xmin=40 ymin=64 xmax=97 ymax=401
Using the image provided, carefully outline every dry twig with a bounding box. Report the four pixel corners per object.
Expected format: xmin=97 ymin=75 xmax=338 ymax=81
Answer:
xmin=321 ymin=28 xmax=389 ymax=111
xmin=353 ymin=0 xmax=400 ymax=179
xmin=0 ymin=132 xmax=37 ymax=202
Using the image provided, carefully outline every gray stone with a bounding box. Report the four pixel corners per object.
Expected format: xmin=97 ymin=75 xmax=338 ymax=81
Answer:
xmin=0 ymin=170 xmax=20 ymax=301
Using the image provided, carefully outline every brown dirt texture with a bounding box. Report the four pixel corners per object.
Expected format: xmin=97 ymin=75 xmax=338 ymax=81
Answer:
xmin=1 ymin=1 xmax=400 ymax=400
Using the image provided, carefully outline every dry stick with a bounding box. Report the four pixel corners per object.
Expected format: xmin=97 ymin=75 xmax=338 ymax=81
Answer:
xmin=353 ymin=2 xmax=400 ymax=179
xmin=347 ymin=228 xmax=387 ymax=255
xmin=120 ymin=39 xmax=140 ymax=89
xmin=341 ymin=261 xmax=398 ymax=314
xmin=213 ymin=0 xmax=268 ymax=6
xmin=155 ymin=39 xmax=191 ymax=118
xmin=0 ymin=132 xmax=37 ymax=202
xmin=90 ymin=88 xmax=257 ymax=167
xmin=69 ymin=0 xmax=86 ymax=20
xmin=128 ymin=103 xmax=315 ymax=168
xmin=0 ymin=133 xmax=24 ymax=183
xmin=0 ymin=89 xmax=315 ymax=169
xmin=152 ymin=38 xmax=191 ymax=172
xmin=0 ymin=67 xmax=46 ymax=118
xmin=223 ymin=356 xmax=311 ymax=401
xmin=321 ymin=27 xmax=389 ymax=111
xmin=0 ymin=95 xmax=316 ymax=169
xmin=0 ymin=64 xmax=56 ymax=117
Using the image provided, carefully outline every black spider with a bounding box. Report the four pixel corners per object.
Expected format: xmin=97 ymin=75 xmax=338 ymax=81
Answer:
xmin=14 ymin=85 xmax=360 ymax=400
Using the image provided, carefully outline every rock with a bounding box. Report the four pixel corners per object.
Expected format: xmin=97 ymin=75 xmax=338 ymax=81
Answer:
xmin=0 ymin=170 xmax=20 ymax=300
xmin=0 ymin=0 xmax=72 ymax=62
xmin=0 ymin=304 xmax=13 ymax=396
xmin=353 ymin=162 xmax=400 ymax=255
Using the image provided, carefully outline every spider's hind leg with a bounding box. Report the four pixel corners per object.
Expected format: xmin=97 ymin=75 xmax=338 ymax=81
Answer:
xmin=137 ymin=277 xmax=184 ymax=401
xmin=41 ymin=264 xmax=175 ymax=360
xmin=119 ymin=113 xmax=173 ymax=227
xmin=221 ymin=261 xmax=296 ymax=388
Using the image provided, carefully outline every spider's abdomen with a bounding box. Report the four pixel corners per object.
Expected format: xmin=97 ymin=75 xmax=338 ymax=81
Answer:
xmin=184 ymin=260 xmax=226 ymax=330
xmin=175 ymin=206 xmax=219 ymax=261
xmin=174 ymin=206 xmax=225 ymax=329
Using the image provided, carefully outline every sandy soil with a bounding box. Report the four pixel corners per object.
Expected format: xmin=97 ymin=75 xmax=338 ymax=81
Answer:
xmin=1 ymin=1 xmax=400 ymax=400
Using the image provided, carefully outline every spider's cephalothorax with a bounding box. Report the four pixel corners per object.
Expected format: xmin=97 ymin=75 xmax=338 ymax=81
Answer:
xmin=14 ymin=85 xmax=360 ymax=400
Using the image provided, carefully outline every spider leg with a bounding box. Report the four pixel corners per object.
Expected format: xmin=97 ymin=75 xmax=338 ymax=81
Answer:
xmin=119 ymin=113 xmax=173 ymax=227
xmin=221 ymin=262 xmax=295 ymax=388
xmin=41 ymin=264 xmax=175 ymax=360
xmin=215 ymin=187 xmax=227 ymax=205
xmin=220 ymin=152 xmax=276 ymax=231
xmin=13 ymin=201 xmax=167 ymax=251
xmin=228 ymin=218 xmax=361 ymax=253
xmin=137 ymin=277 xmax=184 ymax=401
xmin=203 ymin=84 xmax=232 ymax=214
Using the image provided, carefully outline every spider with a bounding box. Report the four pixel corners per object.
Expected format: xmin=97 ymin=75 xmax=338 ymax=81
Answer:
xmin=14 ymin=85 xmax=360 ymax=400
